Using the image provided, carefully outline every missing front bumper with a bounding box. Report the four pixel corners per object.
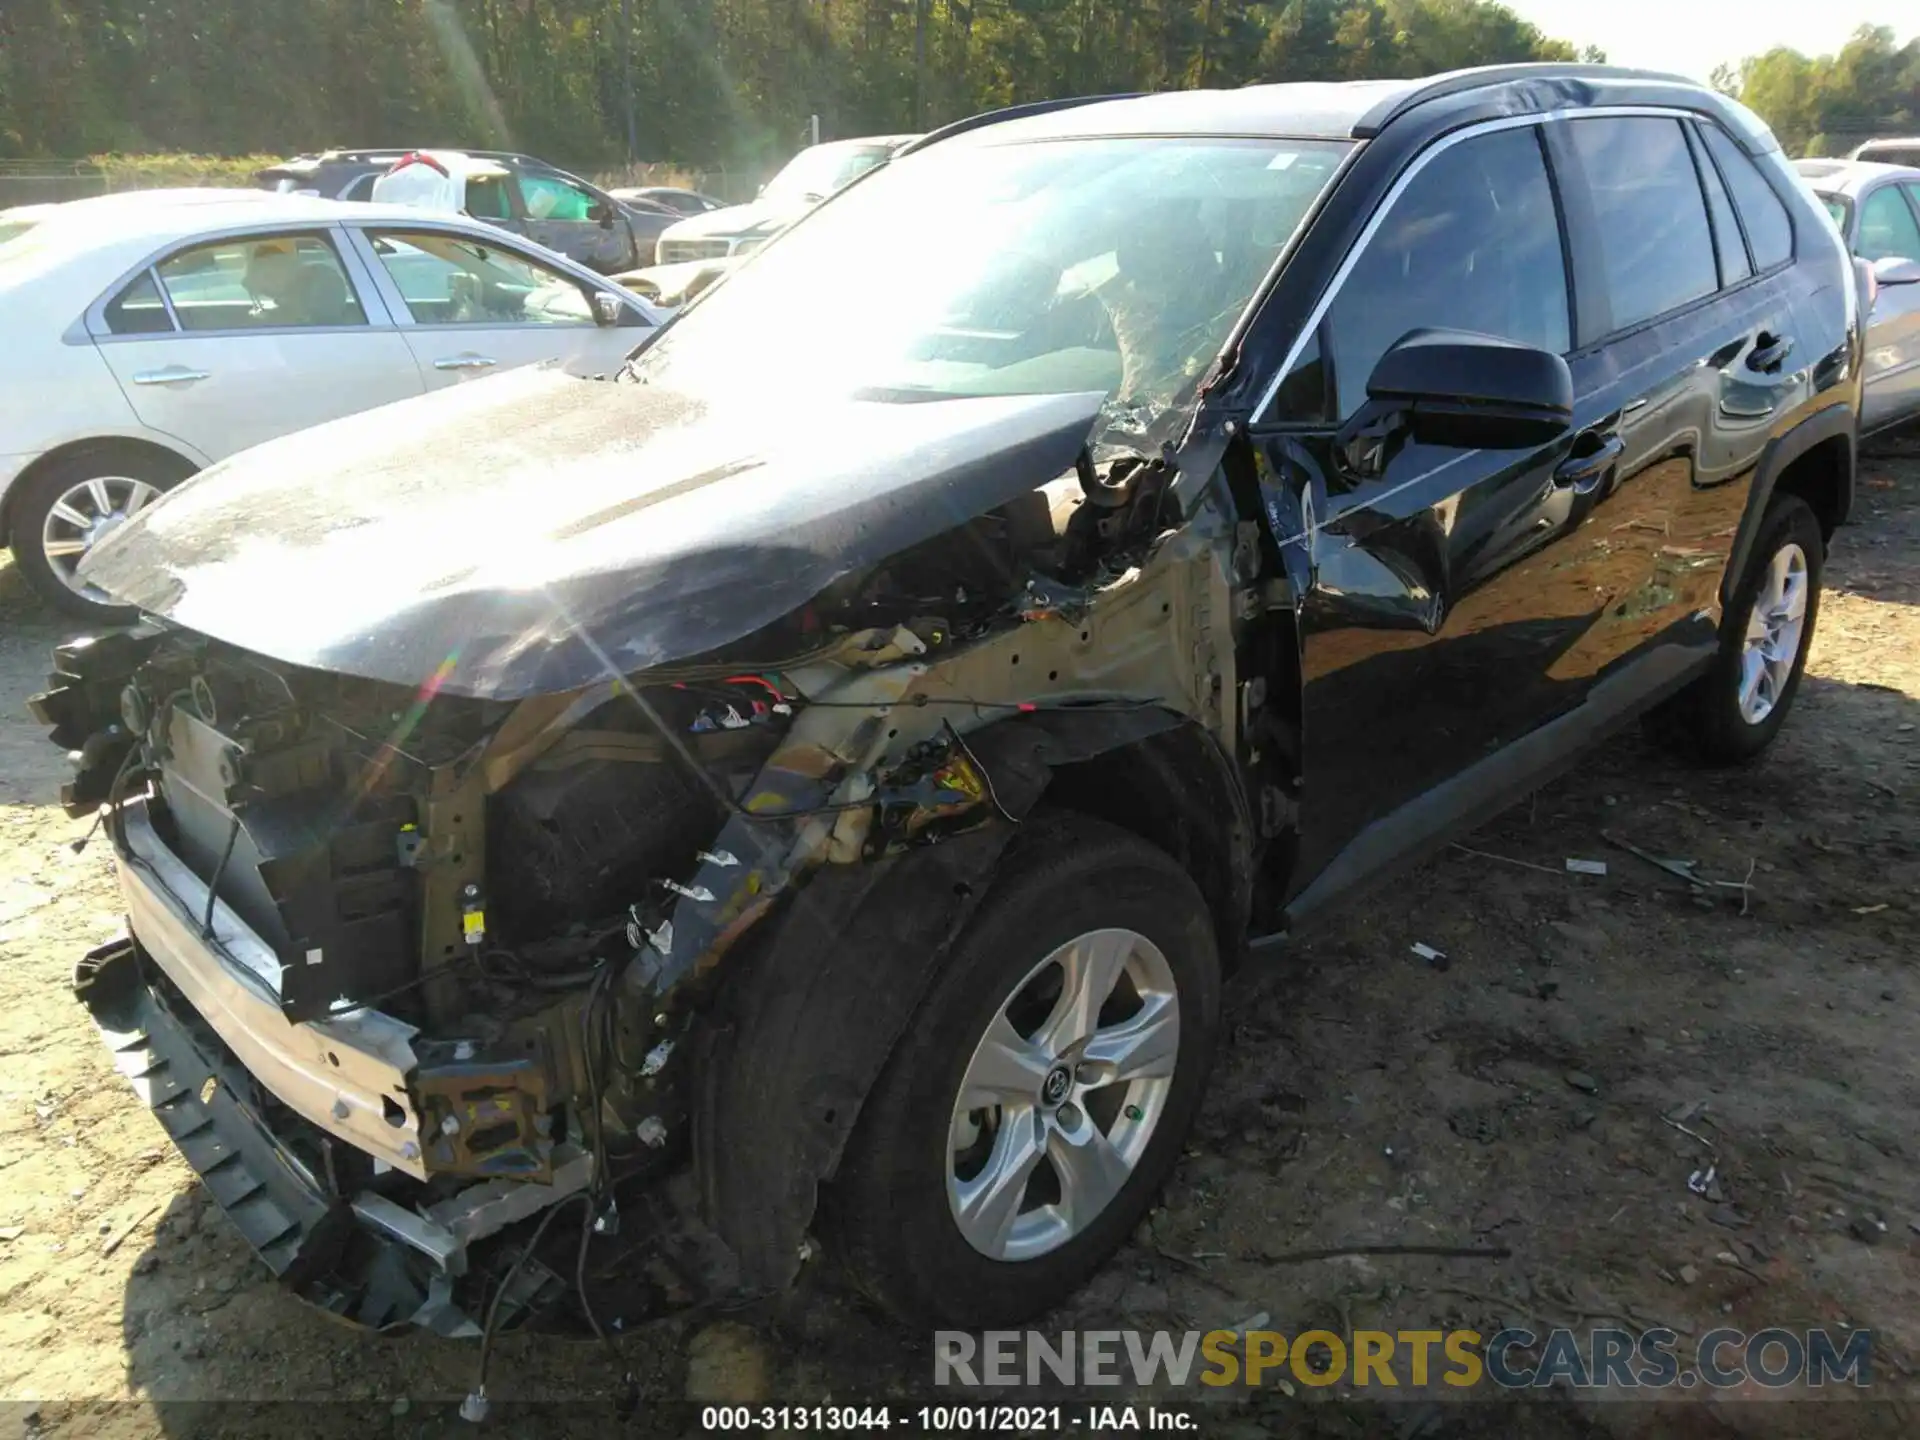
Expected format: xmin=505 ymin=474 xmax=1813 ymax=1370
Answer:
xmin=78 ymin=935 xmax=610 ymax=1333
xmin=77 ymin=936 xmax=422 ymax=1325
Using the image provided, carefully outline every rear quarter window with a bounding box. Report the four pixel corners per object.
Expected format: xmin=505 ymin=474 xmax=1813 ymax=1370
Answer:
xmin=1698 ymin=124 xmax=1794 ymax=271
xmin=104 ymin=270 xmax=174 ymax=334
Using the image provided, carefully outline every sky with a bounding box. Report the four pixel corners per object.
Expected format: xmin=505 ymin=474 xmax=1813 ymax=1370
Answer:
xmin=1503 ymin=0 xmax=1916 ymax=83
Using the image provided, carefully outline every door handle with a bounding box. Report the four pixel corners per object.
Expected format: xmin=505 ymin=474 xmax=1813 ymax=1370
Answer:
xmin=131 ymin=366 xmax=210 ymax=386
xmin=1747 ymin=332 xmax=1793 ymax=374
xmin=1552 ymin=433 xmax=1624 ymax=494
xmin=433 ymin=354 xmax=497 ymax=371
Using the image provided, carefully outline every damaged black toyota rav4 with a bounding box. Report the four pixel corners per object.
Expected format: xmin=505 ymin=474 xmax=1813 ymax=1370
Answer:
xmin=38 ymin=65 xmax=1860 ymax=1342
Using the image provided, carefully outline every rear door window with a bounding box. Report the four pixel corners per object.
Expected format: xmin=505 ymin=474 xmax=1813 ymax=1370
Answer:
xmin=1308 ymin=125 xmax=1570 ymax=421
xmin=1566 ymin=117 xmax=1718 ymax=332
xmin=152 ymin=233 xmax=366 ymax=331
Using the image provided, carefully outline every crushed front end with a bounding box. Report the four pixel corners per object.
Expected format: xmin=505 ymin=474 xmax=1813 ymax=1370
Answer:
xmin=33 ymin=374 xmax=1253 ymax=1340
xmin=33 ymin=470 xmax=1231 ymax=1338
xmin=39 ymin=626 xmax=772 ymax=1333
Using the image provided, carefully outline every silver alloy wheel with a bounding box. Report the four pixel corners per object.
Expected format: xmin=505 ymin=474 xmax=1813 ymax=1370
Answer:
xmin=40 ymin=475 xmax=161 ymax=597
xmin=946 ymin=927 xmax=1179 ymax=1261
xmin=1737 ymin=541 xmax=1809 ymax=725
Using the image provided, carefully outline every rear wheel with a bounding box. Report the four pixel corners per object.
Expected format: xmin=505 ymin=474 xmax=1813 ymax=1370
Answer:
xmin=10 ymin=448 xmax=192 ymax=624
xmin=828 ymin=813 xmax=1222 ymax=1326
xmin=1645 ymin=494 xmax=1823 ymax=765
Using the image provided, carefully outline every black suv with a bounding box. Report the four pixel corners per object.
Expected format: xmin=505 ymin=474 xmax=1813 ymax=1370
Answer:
xmin=47 ymin=65 xmax=1858 ymax=1338
xmin=255 ymin=148 xmax=677 ymax=271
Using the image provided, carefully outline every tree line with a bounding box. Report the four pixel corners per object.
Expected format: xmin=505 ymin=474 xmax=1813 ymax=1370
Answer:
xmin=1 ymin=0 xmax=1595 ymax=170
xmin=0 ymin=2 xmax=1911 ymax=173
xmin=1713 ymin=25 xmax=1920 ymax=158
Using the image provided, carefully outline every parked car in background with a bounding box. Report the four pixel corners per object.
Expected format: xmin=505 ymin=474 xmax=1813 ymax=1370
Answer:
xmin=654 ymin=134 xmax=917 ymax=263
xmin=1797 ymin=158 xmax=1920 ymax=434
xmin=40 ymin=66 xmax=1858 ymax=1341
xmin=610 ymin=253 xmax=737 ymax=306
xmin=0 ymin=192 xmax=661 ymax=621
xmin=371 ymin=150 xmax=669 ymax=272
xmin=256 ymin=149 xmax=414 ymax=201
xmin=1850 ymin=137 xmax=1920 ymax=168
xmin=607 ymin=185 xmax=726 ymax=217
xmin=268 ymin=148 xmax=673 ymax=272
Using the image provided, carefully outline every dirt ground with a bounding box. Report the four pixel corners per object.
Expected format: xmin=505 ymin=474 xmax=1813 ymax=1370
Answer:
xmin=1 ymin=436 xmax=1917 ymax=1439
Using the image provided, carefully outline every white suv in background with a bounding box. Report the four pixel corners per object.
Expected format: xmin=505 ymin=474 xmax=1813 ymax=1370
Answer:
xmin=654 ymin=135 xmax=917 ymax=264
xmin=0 ymin=192 xmax=662 ymax=622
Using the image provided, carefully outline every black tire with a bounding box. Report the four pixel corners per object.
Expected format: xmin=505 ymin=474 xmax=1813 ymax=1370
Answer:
xmin=8 ymin=447 xmax=192 ymax=624
xmin=827 ymin=812 xmax=1222 ymax=1326
xmin=1644 ymin=494 xmax=1824 ymax=765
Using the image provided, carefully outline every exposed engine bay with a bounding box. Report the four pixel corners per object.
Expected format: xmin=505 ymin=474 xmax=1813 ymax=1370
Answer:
xmin=33 ymin=432 xmax=1261 ymax=1342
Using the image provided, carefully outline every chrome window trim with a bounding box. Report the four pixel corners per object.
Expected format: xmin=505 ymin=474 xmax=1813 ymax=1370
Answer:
xmin=1252 ymin=105 xmax=1707 ymax=422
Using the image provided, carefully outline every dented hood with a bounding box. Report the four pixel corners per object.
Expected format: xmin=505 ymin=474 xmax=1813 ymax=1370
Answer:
xmin=82 ymin=368 xmax=1104 ymax=698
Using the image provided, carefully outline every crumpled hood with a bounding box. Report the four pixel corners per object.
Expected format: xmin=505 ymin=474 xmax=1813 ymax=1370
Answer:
xmin=80 ymin=367 xmax=1103 ymax=699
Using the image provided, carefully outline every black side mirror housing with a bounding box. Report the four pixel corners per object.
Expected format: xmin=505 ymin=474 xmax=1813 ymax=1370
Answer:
xmin=591 ymin=290 xmax=624 ymax=327
xmin=589 ymin=200 xmax=614 ymax=228
xmin=1363 ymin=328 xmax=1574 ymax=451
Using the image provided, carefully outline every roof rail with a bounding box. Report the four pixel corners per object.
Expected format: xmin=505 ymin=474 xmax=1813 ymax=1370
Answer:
xmin=1351 ymin=62 xmax=1696 ymax=137
xmin=897 ymin=93 xmax=1146 ymax=157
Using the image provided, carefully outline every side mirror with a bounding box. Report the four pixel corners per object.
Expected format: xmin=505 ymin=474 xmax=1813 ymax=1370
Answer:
xmin=1873 ymin=255 xmax=1920 ymax=287
xmin=591 ymin=290 xmax=624 ymax=327
xmin=1362 ymin=328 xmax=1573 ymax=451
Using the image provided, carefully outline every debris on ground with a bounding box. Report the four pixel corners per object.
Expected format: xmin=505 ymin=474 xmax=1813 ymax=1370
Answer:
xmin=1687 ymin=1164 xmax=1726 ymax=1202
xmin=684 ymin=1322 xmax=772 ymax=1404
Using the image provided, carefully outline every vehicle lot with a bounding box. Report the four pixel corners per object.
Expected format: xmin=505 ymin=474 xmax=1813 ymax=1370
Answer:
xmin=0 ymin=436 xmax=1916 ymax=1437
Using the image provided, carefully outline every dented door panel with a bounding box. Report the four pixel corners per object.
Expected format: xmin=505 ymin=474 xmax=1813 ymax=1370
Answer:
xmin=1264 ymin=420 xmax=1600 ymax=888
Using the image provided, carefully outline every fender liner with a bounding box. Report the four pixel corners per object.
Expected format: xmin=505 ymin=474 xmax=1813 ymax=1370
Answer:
xmin=689 ymin=705 xmax=1243 ymax=1294
xmin=690 ymin=823 xmax=1022 ymax=1295
xmin=1723 ymin=403 xmax=1854 ymax=598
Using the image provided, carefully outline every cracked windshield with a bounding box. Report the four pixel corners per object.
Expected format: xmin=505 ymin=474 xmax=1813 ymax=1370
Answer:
xmin=629 ymin=135 xmax=1350 ymax=446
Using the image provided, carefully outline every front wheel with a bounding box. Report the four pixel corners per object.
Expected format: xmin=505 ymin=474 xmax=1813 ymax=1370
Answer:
xmin=828 ymin=813 xmax=1222 ymax=1326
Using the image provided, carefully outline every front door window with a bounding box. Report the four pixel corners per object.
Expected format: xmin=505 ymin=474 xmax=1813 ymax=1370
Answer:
xmin=366 ymin=231 xmax=594 ymax=326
